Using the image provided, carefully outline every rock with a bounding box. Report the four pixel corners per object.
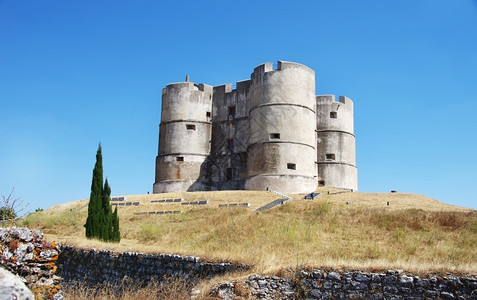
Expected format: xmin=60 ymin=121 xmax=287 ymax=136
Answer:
xmin=327 ymin=271 xmax=341 ymax=280
xmin=0 ymin=267 xmax=34 ymax=300
xmin=398 ymin=275 xmax=413 ymax=286
xmin=355 ymin=273 xmax=371 ymax=282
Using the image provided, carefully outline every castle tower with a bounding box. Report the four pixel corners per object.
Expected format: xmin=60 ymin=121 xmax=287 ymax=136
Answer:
xmin=316 ymin=95 xmax=357 ymax=190
xmin=244 ymin=61 xmax=318 ymax=194
xmin=153 ymin=79 xmax=213 ymax=193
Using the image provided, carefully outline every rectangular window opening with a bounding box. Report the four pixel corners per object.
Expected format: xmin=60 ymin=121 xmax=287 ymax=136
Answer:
xmin=225 ymin=168 xmax=233 ymax=181
xmin=270 ymin=133 xmax=280 ymax=139
xmin=228 ymin=138 xmax=234 ymax=151
xmin=176 ymin=156 xmax=184 ymax=162
xmin=228 ymin=106 xmax=236 ymax=118
xmin=186 ymin=124 xmax=196 ymax=130
xmin=206 ymin=111 xmax=211 ymax=118
xmin=326 ymin=154 xmax=335 ymax=160
xmin=287 ymin=163 xmax=296 ymax=170
xmin=330 ymin=111 xmax=337 ymax=119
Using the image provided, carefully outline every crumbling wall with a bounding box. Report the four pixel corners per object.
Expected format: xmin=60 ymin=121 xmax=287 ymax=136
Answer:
xmin=0 ymin=227 xmax=62 ymax=299
xmin=56 ymin=246 xmax=251 ymax=286
xmin=212 ymin=271 xmax=477 ymax=299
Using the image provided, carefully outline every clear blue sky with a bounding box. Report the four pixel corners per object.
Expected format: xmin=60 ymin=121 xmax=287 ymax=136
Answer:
xmin=1 ymin=0 xmax=476 ymax=211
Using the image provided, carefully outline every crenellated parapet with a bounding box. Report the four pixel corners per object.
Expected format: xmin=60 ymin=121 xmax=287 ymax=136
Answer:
xmin=316 ymin=94 xmax=354 ymax=134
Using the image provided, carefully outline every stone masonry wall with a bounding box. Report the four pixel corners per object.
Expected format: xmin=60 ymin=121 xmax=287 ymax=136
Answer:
xmin=56 ymin=246 xmax=251 ymax=286
xmin=212 ymin=270 xmax=477 ymax=300
xmin=0 ymin=227 xmax=62 ymax=299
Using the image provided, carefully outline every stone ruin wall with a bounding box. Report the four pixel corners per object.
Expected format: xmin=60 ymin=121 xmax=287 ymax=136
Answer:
xmin=53 ymin=247 xmax=477 ymax=299
xmin=55 ymin=246 xmax=250 ymax=285
xmin=213 ymin=271 xmax=477 ymax=300
xmin=0 ymin=227 xmax=62 ymax=299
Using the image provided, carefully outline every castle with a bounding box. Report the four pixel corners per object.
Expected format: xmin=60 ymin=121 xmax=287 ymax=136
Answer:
xmin=153 ymin=61 xmax=357 ymax=194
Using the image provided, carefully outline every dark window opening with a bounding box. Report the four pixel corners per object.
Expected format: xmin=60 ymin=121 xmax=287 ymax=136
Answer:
xmin=228 ymin=138 xmax=234 ymax=151
xmin=287 ymin=163 xmax=296 ymax=170
xmin=330 ymin=111 xmax=337 ymax=119
xmin=176 ymin=156 xmax=184 ymax=162
xmin=206 ymin=111 xmax=211 ymax=117
xmin=228 ymin=106 xmax=236 ymax=118
xmin=186 ymin=124 xmax=196 ymax=130
xmin=225 ymin=168 xmax=233 ymax=181
xmin=326 ymin=154 xmax=335 ymax=160
xmin=270 ymin=133 xmax=280 ymax=139
xmin=318 ymin=180 xmax=325 ymax=186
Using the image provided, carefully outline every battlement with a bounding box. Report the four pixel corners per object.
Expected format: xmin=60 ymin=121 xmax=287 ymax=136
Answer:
xmin=250 ymin=61 xmax=314 ymax=83
xmin=277 ymin=60 xmax=315 ymax=74
xmin=213 ymin=79 xmax=252 ymax=98
xmin=213 ymin=83 xmax=233 ymax=94
xmin=316 ymin=95 xmax=353 ymax=105
xmin=163 ymin=81 xmax=213 ymax=93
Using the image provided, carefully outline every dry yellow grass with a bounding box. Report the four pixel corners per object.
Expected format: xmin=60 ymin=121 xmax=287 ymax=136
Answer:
xmin=61 ymin=278 xmax=190 ymax=300
xmin=20 ymin=189 xmax=477 ymax=275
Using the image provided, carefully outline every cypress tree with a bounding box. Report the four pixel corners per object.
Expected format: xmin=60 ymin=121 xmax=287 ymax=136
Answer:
xmin=85 ymin=144 xmax=103 ymax=238
xmin=111 ymin=206 xmax=120 ymax=243
xmin=100 ymin=178 xmax=113 ymax=241
xmin=84 ymin=144 xmax=120 ymax=242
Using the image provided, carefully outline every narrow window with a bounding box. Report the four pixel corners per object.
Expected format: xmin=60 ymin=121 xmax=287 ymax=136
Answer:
xmin=318 ymin=180 xmax=325 ymax=186
xmin=287 ymin=163 xmax=296 ymax=170
xmin=228 ymin=106 xmax=236 ymax=117
xmin=228 ymin=138 xmax=234 ymax=151
xmin=225 ymin=168 xmax=233 ymax=181
xmin=326 ymin=154 xmax=335 ymax=160
xmin=186 ymin=124 xmax=196 ymax=130
xmin=206 ymin=111 xmax=211 ymax=117
xmin=330 ymin=111 xmax=337 ymax=119
xmin=270 ymin=133 xmax=280 ymax=139
xmin=176 ymin=157 xmax=184 ymax=162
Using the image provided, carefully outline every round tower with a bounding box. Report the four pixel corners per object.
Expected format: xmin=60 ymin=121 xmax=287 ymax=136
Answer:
xmin=153 ymin=79 xmax=213 ymax=193
xmin=316 ymin=95 xmax=357 ymax=190
xmin=244 ymin=61 xmax=318 ymax=194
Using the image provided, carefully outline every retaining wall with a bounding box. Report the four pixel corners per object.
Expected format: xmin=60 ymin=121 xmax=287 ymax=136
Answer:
xmin=212 ymin=271 xmax=477 ymax=299
xmin=56 ymin=246 xmax=250 ymax=286
xmin=0 ymin=227 xmax=62 ymax=299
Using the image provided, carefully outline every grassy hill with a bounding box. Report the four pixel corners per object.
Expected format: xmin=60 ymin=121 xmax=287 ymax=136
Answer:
xmin=20 ymin=188 xmax=477 ymax=274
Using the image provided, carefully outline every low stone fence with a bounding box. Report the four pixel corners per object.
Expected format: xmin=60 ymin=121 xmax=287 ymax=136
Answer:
xmin=56 ymin=246 xmax=251 ymax=286
xmin=212 ymin=270 xmax=477 ymax=299
xmin=0 ymin=227 xmax=62 ymax=299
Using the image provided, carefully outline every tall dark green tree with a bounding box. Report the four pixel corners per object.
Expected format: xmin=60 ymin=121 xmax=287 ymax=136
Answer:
xmin=85 ymin=144 xmax=103 ymax=238
xmin=84 ymin=144 xmax=120 ymax=242
xmin=100 ymin=178 xmax=113 ymax=241
xmin=111 ymin=206 xmax=121 ymax=242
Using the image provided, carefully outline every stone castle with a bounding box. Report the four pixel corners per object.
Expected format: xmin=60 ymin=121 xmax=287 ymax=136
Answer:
xmin=153 ymin=61 xmax=357 ymax=194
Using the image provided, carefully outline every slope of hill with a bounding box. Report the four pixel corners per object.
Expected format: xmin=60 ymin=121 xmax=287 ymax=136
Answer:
xmin=20 ymin=189 xmax=477 ymax=274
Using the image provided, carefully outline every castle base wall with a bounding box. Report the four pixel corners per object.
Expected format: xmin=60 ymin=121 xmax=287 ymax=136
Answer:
xmin=153 ymin=180 xmax=197 ymax=193
xmin=317 ymin=163 xmax=358 ymax=191
xmin=245 ymin=174 xmax=317 ymax=195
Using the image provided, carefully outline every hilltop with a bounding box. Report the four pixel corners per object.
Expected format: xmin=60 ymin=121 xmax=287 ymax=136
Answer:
xmin=20 ymin=188 xmax=477 ymax=274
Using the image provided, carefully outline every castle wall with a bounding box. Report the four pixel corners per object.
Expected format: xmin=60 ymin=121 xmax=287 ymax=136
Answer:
xmin=245 ymin=61 xmax=318 ymax=194
xmin=153 ymin=82 xmax=213 ymax=193
xmin=316 ymin=95 xmax=357 ymax=190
